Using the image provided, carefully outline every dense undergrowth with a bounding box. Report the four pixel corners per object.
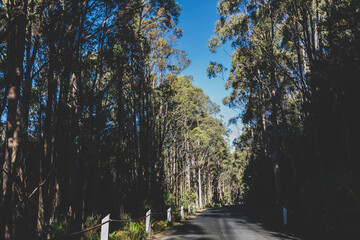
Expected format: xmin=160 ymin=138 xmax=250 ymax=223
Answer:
xmin=245 ymin=170 xmax=360 ymax=239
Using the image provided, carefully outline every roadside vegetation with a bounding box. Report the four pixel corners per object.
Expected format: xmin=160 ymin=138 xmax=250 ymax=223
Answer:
xmin=0 ymin=0 xmax=243 ymax=239
xmin=209 ymin=0 xmax=360 ymax=238
xmin=1 ymin=0 xmax=358 ymax=239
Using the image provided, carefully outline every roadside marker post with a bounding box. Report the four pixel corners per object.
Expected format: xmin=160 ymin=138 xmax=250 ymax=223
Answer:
xmin=283 ymin=207 xmax=287 ymax=225
xmin=167 ymin=207 xmax=171 ymax=223
xmin=188 ymin=205 xmax=191 ymax=214
xmin=146 ymin=210 xmax=151 ymax=237
xmin=181 ymin=206 xmax=184 ymax=219
xmin=100 ymin=214 xmax=110 ymax=240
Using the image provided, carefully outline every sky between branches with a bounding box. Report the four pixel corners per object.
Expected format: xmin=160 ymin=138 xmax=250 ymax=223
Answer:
xmin=177 ymin=0 xmax=242 ymax=151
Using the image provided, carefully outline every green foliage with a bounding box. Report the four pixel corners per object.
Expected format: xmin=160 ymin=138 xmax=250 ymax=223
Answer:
xmin=0 ymin=0 xmax=239 ymax=238
xmin=152 ymin=220 xmax=168 ymax=232
xmin=48 ymin=219 xmax=69 ymax=239
xmin=82 ymin=215 xmax=101 ymax=240
xmin=109 ymin=231 xmax=130 ymax=240
xmin=210 ymin=0 xmax=360 ymax=237
xmin=165 ymin=192 xmax=176 ymax=207
xmin=206 ymin=61 xmax=227 ymax=79
xmin=162 ymin=73 xmax=238 ymax=209
xmin=124 ymin=221 xmax=146 ymax=240
xmin=107 ymin=221 xmax=147 ymax=240
xmin=207 ymin=36 xmax=220 ymax=53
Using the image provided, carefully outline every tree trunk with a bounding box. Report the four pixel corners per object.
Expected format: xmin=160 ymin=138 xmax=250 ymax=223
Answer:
xmin=1 ymin=1 xmax=27 ymax=238
xmin=270 ymin=8 xmax=281 ymax=203
xmin=198 ymin=167 xmax=202 ymax=209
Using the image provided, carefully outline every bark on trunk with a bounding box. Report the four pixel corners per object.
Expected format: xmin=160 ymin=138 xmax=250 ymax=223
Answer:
xmin=1 ymin=1 xmax=27 ymax=238
xmin=198 ymin=167 xmax=202 ymax=209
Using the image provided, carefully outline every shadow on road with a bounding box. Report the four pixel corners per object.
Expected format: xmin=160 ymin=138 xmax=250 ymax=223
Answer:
xmin=164 ymin=219 xmax=210 ymax=239
xmin=164 ymin=204 xmax=300 ymax=240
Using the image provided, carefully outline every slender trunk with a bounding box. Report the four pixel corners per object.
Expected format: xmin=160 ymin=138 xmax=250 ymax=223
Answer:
xmin=1 ymin=1 xmax=27 ymax=238
xmin=36 ymin=86 xmax=44 ymax=235
xmin=270 ymin=8 xmax=281 ymax=203
xmin=198 ymin=167 xmax=202 ymax=209
xmin=208 ymin=175 xmax=211 ymax=204
xmin=271 ymin=84 xmax=281 ymax=202
xmin=41 ymin=6 xmax=58 ymax=230
xmin=259 ymin=83 xmax=268 ymax=156
xmin=175 ymin=154 xmax=179 ymax=206
xmin=185 ymin=131 xmax=190 ymax=190
xmin=219 ymin=180 xmax=222 ymax=202
xmin=204 ymin=172 xmax=207 ymax=205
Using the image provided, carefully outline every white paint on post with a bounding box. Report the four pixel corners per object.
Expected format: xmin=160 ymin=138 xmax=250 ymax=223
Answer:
xmin=100 ymin=214 xmax=110 ymax=240
xmin=188 ymin=205 xmax=191 ymax=214
xmin=181 ymin=206 xmax=184 ymax=219
xmin=146 ymin=209 xmax=151 ymax=237
xmin=283 ymin=207 xmax=288 ymax=225
xmin=167 ymin=207 xmax=171 ymax=223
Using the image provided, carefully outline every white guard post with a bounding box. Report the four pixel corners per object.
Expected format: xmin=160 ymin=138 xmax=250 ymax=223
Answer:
xmin=188 ymin=205 xmax=191 ymax=214
xmin=283 ymin=207 xmax=288 ymax=225
xmin=100 ymin=214 xmax=110 ymax=240
xmin=181 ymin=206 xmax=184 ymax=219
xmin=146 ymin=210 xmax=151 ymax=237
xmin=167 ymin=207 xmax=171 ymax=223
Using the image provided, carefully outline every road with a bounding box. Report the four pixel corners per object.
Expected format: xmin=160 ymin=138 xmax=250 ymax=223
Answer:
xmin=160 ymin=205 xmax=301 ymax=240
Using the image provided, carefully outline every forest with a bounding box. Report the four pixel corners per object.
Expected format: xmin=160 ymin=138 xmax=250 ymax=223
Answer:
xmin=0 ymin=0 xmax=359 ymax=239
xmin=0 ymin=0 xmax=242 ymax=239
xmin=208 ymin=0 xmax=360 ymax=239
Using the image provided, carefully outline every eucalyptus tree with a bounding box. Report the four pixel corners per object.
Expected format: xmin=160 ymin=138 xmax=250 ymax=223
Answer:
xmin=208 ymin=0 xmax=290 ymax=204
xmin=0 ymin=0 xmax=185 ymax=238
xmin=161 ymin=74 xmax=239 ymax=208
xmin=210 ymin=0 xmax=360 ymax=237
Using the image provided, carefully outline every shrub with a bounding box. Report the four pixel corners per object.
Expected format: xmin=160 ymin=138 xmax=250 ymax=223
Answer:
xmin=152 ymin=220 xmax=168 ymax=232
xmin=109 ymin=230 xmax=130 ymax=240
xmin=48 ymin=219 xmax=69 ymax=239
xmin=125 ymin=221 xmax=146 ymax=239
xmin=82 ymin=214 xmax=101 ymax=240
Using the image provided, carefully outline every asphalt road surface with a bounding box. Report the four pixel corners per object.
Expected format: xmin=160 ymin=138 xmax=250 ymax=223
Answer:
xmin=161 ymin=205 xmax=301 ymax=240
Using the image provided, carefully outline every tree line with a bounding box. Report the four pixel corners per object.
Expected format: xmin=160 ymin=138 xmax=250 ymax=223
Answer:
xmin=0 ymin=0 xmax=242 ymax=239
xmin=209 ymin=0 xmax=359 ymax=238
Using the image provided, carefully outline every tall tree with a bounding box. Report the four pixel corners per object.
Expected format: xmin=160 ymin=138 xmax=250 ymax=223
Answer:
xmin=209 ymin=0 xmax=360 ymax=237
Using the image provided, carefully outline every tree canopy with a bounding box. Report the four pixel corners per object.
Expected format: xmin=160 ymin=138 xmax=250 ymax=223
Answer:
xmin=0 ymin=0 xmax=243 ymax=239
xmin=209 ymin=0 xmax=360 ymax=238
xmin=1 ymin=0 xmax=359 ymax=239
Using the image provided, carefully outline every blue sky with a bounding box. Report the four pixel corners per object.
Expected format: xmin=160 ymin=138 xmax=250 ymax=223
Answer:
xmin=176 ymin=0 xmax=242 ymax=150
